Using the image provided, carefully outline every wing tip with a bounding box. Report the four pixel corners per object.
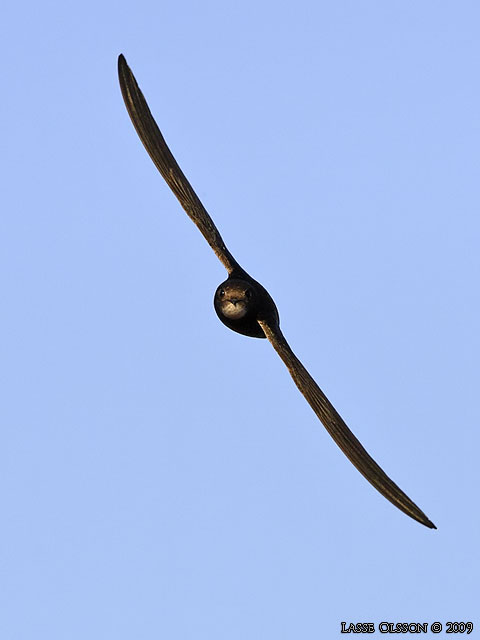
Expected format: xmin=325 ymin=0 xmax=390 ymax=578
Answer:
xmin=118 ymin=53 xmax=128 ymax=76
xmin=416 ymin=512 xmax=436 ymax=529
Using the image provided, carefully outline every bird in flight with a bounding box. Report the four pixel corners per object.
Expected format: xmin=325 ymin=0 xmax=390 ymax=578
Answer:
xmin=117 ymin=54 xmax=436 ymax=529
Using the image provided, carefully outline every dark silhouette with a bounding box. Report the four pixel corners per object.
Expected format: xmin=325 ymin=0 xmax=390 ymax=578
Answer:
xmin=118 ymin=54 xmax=436 ymax=529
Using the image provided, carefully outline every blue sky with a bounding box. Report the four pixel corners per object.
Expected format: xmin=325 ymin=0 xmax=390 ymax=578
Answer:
xmin=2 ymin=1 xmax=479 ymax=637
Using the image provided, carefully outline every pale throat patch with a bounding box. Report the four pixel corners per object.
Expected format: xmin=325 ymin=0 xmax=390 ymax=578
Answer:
xmin=221 ymin=300 xmax=248 ymax=319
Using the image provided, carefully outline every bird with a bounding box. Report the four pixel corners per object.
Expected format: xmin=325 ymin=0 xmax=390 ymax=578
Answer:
xmin=117 ymin=53 xmax=436 ymax=529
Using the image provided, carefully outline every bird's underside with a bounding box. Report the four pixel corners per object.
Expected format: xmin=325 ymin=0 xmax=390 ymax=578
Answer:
xmin=118 ymin=53 xmax=436 ymax=529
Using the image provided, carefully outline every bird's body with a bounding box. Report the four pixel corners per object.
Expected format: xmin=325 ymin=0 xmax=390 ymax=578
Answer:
xmin=118 ymin=54 xmax=436 ymax=529
xmin=214 ymin=274 xmax=279 ymax=338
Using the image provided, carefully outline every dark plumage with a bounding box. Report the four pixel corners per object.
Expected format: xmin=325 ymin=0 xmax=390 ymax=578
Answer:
xmin=214 ymin=278 xmax=279 ymax=338
xmin=118 ymin=54 xmax=436 ymax=529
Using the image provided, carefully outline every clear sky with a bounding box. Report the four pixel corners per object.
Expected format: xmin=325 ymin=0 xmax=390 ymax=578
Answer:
xmin=2 ymin=1 xmax=479 ymax=637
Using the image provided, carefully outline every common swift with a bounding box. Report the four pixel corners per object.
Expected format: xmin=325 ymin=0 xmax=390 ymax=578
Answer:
xmin=118 ymin=54 xmax=436 ymax=529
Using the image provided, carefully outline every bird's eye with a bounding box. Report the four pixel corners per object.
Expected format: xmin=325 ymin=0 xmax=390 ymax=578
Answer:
xmin=245 ymin=288 xmax=253 ymax=300
xmin=219 ymin=288 xmax=225 ymax=297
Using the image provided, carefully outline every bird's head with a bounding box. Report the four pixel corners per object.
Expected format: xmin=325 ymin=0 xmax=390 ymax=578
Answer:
xmin=214 ymin=279 xmax=255 ymax=319
xmin=213 ymin=277 xmax=268 ymax=338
